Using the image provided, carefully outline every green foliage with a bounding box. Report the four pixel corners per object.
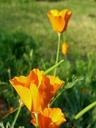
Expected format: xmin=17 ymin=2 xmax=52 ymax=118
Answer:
xmin=0 ymin=31 xmax=37 ymax=81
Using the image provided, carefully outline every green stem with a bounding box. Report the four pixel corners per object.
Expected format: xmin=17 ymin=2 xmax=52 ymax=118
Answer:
xmin=74 ymin=101 xmax=96 ymax=120
xmin=49 ymin=86 xmax=64 ymax=107
xmin=11 ymin=102 xmax=22 ymax=128
xmin=54 ymin=33 xmax=61 ymax=76
xmin=34 ymin=112 xmax=39 ymax=128
xmin=45 ymin=59 xmax=64 ymax=75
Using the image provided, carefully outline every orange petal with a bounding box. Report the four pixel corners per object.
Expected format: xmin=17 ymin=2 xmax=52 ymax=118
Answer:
xmin=48 ymin=11 xmax=65 ymax=33
xmin=30 ymin=84 xmax=42 ymax=112
xmin=32 ymin=112 xmax=52 ymax=128
xmin=39 ymin=75 xmax=64 ymax=109
xmin=39 ymin=76 xmax=54 ymax=109
xmin=63 ymin=10 xmax=72 ymax=31
xmin=48 ymin=76 xmax=64 ymax=94
xmin=43 ymin=108 xmax=66 ymax=126
xmin=28 ymin=69 xmax=43 ymax=87
xmin=9 ymin=76 xmax=28 ymax=88
xmin=31 ymin=108 xmax=66 ymax=128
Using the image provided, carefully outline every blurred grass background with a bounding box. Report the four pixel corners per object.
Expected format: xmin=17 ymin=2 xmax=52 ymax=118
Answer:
xmin=0 ymin=0 xmax=96 ymax=128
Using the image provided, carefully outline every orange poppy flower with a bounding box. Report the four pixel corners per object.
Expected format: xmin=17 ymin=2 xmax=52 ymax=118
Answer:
xmin=9 ymin=69 xmax=64 ymax=112
xmin=48 ymin=9 xmax=72 ymax=33
xmin=32 ymin=108 xmax=66 ymax=128
xmin=61 ymin=42 xmax=69 ymax=56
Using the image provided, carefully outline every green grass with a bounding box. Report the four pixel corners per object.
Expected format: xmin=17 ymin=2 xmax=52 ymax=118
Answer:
xmin=0 ymin=0 xmax=96 ymax=55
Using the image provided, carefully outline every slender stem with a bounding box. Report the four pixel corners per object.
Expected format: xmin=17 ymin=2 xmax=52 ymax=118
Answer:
xmin=34 ymin=112 xmax=39 ymax=128
xmin=49 ymin=84 xmax=65 ymax=107
xmin=54 ymin=33 xmax=61 ymax=76
xmin=11 ymin=102 xmax=22 ymax=128
xmin=45 ymin=59 xmax=64 ymax=75
xmin=74 ymin=101 xmax=96 ymax=120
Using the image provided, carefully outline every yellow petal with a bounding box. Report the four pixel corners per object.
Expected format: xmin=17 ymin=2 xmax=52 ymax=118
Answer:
xmin=49 ymin=9 xmax=59 ymax=16
xmin=14 ymin=85 xmax=32 ymax=111
xmin=30 ymin=84 xmax=42 ymax=112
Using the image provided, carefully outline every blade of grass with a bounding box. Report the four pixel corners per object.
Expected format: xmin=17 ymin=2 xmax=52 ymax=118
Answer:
xmin=45 ymin=59 xmax=64 ymax=75
xmin=74 ymin=101 xmax=96 ymax=120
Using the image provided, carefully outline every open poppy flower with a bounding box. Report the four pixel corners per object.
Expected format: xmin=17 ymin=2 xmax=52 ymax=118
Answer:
xmin=32 ymin=108 xmax=66 ymax=128
xmin=48 ymin=9 xmax=72 ymax=33
xmin=9 ymin=69 xmax=64 ymax=112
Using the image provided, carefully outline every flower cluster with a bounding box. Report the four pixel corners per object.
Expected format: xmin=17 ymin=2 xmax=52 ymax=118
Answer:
xmin=10 ymin=69 xmax=66 ymax=127
xmin=9 ymin=9 xmax=72 ymax=128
